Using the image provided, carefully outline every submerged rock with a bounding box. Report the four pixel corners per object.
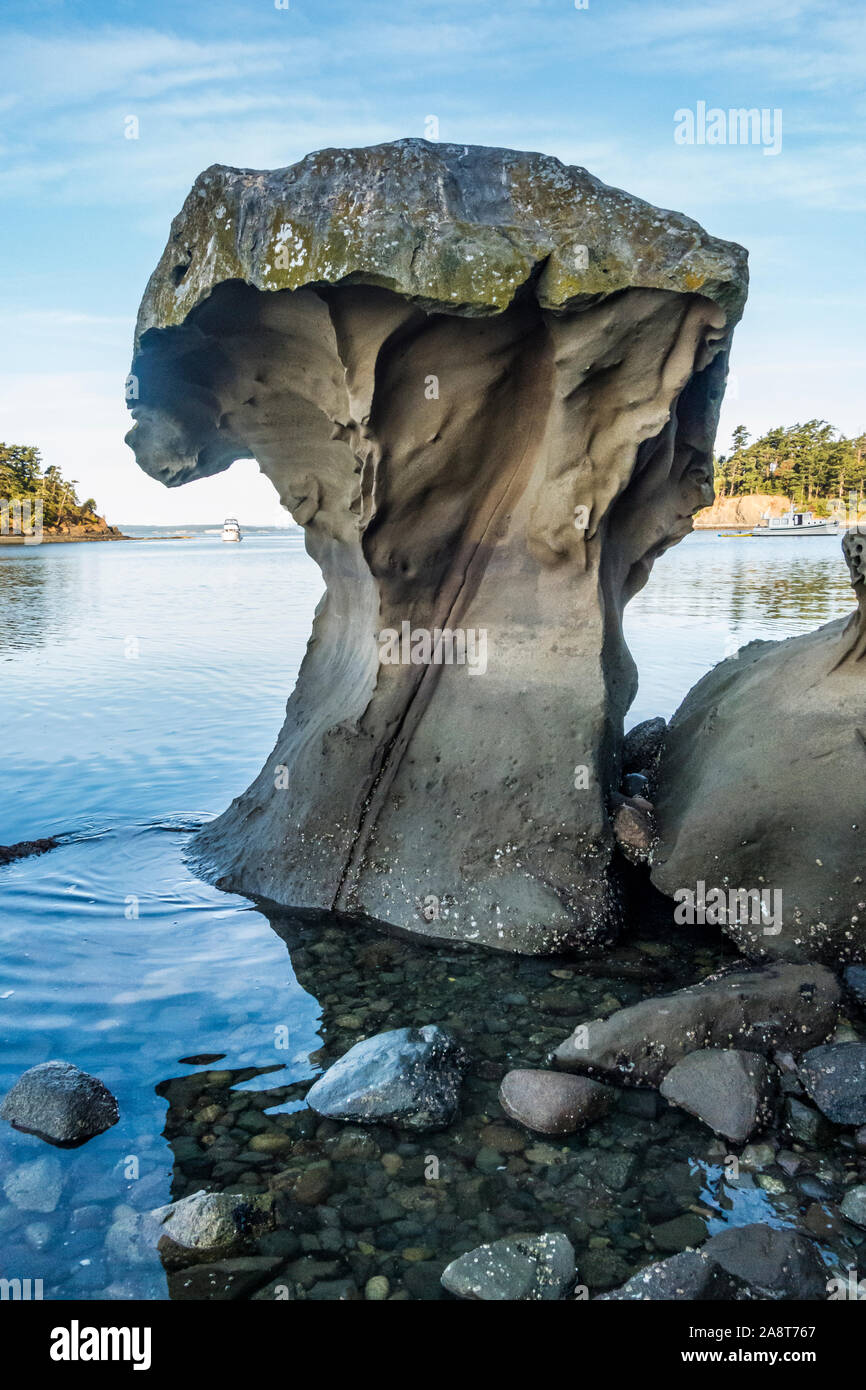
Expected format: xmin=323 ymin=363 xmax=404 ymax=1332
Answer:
xmin=499 ymin=1068 xmax=610 ymax=1135
xmin=3 ymin=1154 xmax=64 ymax=1213
xmin=441 ymin=1233 xmax=575 ymax=1300
xmin=798 ymin=1042 xmax=866 ymax=1125
xmin=659 ymin=1048 xmax=774 ymax=1143
xmin=305 ymin=1024 xmax=467 ymax=1131
xmin=701 ymin=1223 xmax=826 ymax=1301
xmin=650 ymin=530 xmax=866 ymax=963
xmin=0 ymin=837 xmax=58 ymax=866
xmin=598 ymin=1250 xmax=740 ymax=1301
xmin=552 ymin=963 xmax=839 ymax=1086
xmin=151 ymin=1189 xmax=277 ymax=1268
xmin=127 ymin=138 xmax=746 ymax=954
xmin=1 ymin=1060 xmax=119 ymax=1147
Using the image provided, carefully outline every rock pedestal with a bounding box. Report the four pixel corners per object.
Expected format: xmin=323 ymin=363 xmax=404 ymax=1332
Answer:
xmin=127 ymin=139 xmax=746 ymax=951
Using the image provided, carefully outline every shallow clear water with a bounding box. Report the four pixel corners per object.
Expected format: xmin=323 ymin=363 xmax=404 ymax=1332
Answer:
xmin=0 ymin=528 xmax=859 ymax=1299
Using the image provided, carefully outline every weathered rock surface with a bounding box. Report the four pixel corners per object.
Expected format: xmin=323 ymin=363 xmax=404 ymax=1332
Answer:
xmin=305 ymin=1024 xmax=467 ymax=1130
xmin=499 ymin=1068 xmax=611 ymax=1135
xmin=701 ymin=1223 xmax=826 ymax=1301
xmin=1 ymin=1060 xmax=119 ymax=1147
xmin=659 ymin=1048 xmax=774 ymax=1142
xmin=552 ymin=963 xmax=839 ymax=1085
xmin=651 ymin=529 xmax=866 ymax=962
xmin=798 ymin=1042 xmax=866 ymax=1124
xmin=151 ymin=1189 xmax=277 ymax=1268
xmin=126 ymin=138 xmax=746 ymax=952
xmin=441 ymin=1232 xmax=575 ymax=1300
xmin=597 ymin=1250 xmax=741 ymax=1300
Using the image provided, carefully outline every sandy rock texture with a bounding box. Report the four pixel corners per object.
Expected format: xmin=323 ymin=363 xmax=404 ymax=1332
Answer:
xmin=126 ymin=139 xmax=746 ymax=951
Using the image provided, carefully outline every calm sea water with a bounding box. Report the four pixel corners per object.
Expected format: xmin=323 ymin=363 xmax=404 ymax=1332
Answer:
xmin=0 ymin=528 xmax=856 ymax=1299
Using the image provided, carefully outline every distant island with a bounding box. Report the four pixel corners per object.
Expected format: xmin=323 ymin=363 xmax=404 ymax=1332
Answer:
xmin=695 ymin=420 xmax=866 ymax=528
xmin=0 ymin=442 xmax=124 ymax=542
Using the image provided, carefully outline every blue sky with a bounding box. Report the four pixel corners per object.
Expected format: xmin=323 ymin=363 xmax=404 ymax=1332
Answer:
xmin=0 ymin=0 xmax=863 ymax=523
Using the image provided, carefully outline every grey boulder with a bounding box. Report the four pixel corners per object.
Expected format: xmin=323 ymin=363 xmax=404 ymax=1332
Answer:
xmin=798 ymin=1042 xmax=866 ymax=1125
xmin=305 ymin=1025 xmax=467 ymax=1131
xmin=553 ymin=963 xmax=839 ymax=1086
xmin=702 ymin=1223 xmax=826 ymax=1301
xmin=441 ymin=1233 xmax=575 ymax=1300
xmin=151 ymin=1190 xmax=277 ymax=1269
xmin=597 ymin=1250 xmax=740 ymax=1301
xmin=1 ymin=1060 xmax=119 ymax=1147
xmin=659 ymin=1049 xmax=774 ymax=1143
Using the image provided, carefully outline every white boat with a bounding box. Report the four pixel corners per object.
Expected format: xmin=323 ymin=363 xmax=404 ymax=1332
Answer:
xmin=221 ymin=517 xmax=242 ymax=543
xmin=754 ymin=507 xmax=839 ymax=537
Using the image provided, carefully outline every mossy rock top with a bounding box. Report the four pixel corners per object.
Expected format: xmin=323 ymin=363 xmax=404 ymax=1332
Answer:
xmin=134 ymin=138 xmax=748 ymax=343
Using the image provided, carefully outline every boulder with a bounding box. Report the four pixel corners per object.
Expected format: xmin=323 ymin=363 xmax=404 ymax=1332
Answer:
xmin=441 ymin=1233 xmax=575 ymax=1300
xmin=1 ymin=1060 xmax=119 ymax=1147
xmin=840 ymin=1185 xmax=866 ymax=1228
xmin=552 ymin=963 xmax=839 ymax=1086
xmin=498 ymin=1068 xmax=611 ymax=1135
xmin=304 ymin=1025 xmax=467 ymax=1131
xmin=151 ymin=1190 xmax=277 ymax=1269
xmin=659 ymin=1049 xmax=774 ymax=1143
xmin=126 ymin=138 xmax=746 ymax=953
xmin=650 ymin=530 xmax=866 ymax=962
xmin=597 ymin=1250 xmax=740 ymax=1300
xmin=622 ymin=717 xmax=666 ymax=778
xmin=798 ymin=1042 xmax=866 ymax=1125
xmin=701 ymin=1223 xmax=826 ymax=1301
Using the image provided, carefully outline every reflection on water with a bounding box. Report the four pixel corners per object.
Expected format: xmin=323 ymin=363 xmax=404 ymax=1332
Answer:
xmin=0 ymin=530 xmax=858 ymax=1298
xmin=624 ymin=531 xmax=853 ymax=724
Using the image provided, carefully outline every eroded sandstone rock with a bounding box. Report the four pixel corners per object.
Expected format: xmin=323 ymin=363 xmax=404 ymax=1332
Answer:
xmin=126 ymin=139 xmax=746 ymax=951
xmin=651 ymin=529 xmax=866 ymax=962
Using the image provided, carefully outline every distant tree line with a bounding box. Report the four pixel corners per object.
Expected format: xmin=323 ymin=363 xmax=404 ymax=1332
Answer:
xmin=0 ymin=443 xmax=100 ymax=528
xmin=715 ymin=422 xmax=866 ymax=510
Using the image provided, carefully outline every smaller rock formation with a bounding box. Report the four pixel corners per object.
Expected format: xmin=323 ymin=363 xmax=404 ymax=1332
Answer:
xmin=1 ymin=1060 xmax=119 ymax=1147
xmin=651 ymin=530 xmax=866 ymax=962
xmin=305 ymin=1024 xmax=467 ymax=1131
xmin=798 ymin=1042 xmax=866 ymax=1125
xmin=441 ymin=1233 xmax=575 ymax=1300
xmin=659 ymin=1048 xmax=774 ymax=1142
xmin=499 ymin=1068 xmax=610 ymax=1135
xmin=552 ymin=963 xmax=839 ymax=1085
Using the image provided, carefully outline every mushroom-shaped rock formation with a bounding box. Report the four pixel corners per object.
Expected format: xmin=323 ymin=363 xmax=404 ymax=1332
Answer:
xmin=126 ymin=139 xmax=747 ymax=953
xmin=651 ymin=529 xmax=866 ymax=962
